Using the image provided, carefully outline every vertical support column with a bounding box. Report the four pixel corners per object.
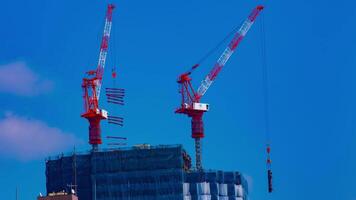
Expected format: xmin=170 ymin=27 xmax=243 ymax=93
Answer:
xmin=91 ymin=151 xmax=97 ymax=200
xmin=191 ymin=112 xmax=204 ymax=171
xmin=93 ymin=179 xmax=97 ymax=200
xmin=195 ymin=138 xmax=202 ymax=171
xmin=88 ymin=117 xmax=102 ymax=148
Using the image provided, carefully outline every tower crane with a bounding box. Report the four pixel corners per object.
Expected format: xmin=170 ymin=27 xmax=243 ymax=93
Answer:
xmin=175 ymin=5 xmax=264 ymax=170
xmin=81 ymin=4 xmax=115 ymax=151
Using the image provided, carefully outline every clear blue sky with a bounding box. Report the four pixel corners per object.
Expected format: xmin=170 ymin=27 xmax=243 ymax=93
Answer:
xmin=0 ymin=0 xmax=356 ymax=199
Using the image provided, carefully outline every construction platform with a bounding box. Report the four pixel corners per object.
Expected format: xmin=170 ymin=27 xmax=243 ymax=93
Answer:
xmin=45 ymin=145 xmax=248 ymax=200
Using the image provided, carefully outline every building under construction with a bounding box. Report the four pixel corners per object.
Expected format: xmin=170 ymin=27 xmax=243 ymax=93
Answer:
xmin=45 ymin=145 xmax=248 ymax=200
xmin=41 ymin=4 xmax=269 ymax=200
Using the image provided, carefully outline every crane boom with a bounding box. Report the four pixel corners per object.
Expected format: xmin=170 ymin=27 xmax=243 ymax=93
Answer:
xmin=96 ymin=4 xmax=115 ymax=100
xmin=197 ymin=5 xmax=264 ymax=98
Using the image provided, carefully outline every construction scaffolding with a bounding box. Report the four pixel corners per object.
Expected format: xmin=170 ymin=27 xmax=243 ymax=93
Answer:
xmin=45 ymin=145 xmax=248 ymax=200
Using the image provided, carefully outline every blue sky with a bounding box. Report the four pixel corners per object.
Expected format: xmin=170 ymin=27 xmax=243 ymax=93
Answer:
xmin=0 ymin=0 xmax=356 ymax=199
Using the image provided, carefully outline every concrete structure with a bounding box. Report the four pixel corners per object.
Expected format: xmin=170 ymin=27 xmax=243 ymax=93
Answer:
xmin=45 ymin=145 xmax=248 ymax=200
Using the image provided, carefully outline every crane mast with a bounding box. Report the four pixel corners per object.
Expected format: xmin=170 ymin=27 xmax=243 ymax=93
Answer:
xmin=176 ymin=5 xmax=263 ymax=170
xmin=81 ymin=4 xmax=115 ymax=151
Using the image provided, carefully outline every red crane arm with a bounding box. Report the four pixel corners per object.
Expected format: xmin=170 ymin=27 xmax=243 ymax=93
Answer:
xmin=196 ymin=5 xmax=264 ymax=99
xmin=95 ymin=4 xmax=115 ymax=100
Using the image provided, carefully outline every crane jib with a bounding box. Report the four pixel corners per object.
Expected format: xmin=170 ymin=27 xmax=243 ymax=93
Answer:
xmin=95 ymin=18 xmax=113 ymax=100
xmin=196 ymin=6 xmax=263 ymax=98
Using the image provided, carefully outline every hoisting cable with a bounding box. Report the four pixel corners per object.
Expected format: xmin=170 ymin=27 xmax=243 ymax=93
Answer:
xmin=260 ymin=9 xmax=273 ymax=194
xmin=186 ymin=22 xmax=243 ymax=75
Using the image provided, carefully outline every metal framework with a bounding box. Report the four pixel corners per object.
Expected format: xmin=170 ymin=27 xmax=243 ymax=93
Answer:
xmin=81 ymin=4 xmax=115 ymax=150
xmin=175 ymin=5 xmax=264 ymax=170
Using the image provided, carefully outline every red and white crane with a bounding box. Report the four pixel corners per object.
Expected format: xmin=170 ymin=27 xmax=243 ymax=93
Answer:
xmin=81 ymin=4 xmax=115 ymax=151
xmin=175 ymin=5 xmax=264 ymax=170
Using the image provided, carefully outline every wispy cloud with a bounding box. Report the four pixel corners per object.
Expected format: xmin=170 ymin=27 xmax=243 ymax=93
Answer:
xmin=0 ymin=61 xmax=53 ymax=96
xmin=0 ymin=112 xmax=81 ymax=161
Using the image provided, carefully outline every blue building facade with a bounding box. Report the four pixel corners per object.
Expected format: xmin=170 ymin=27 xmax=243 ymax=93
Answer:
xmin=45 ymin=145 xmax=248 ymax=200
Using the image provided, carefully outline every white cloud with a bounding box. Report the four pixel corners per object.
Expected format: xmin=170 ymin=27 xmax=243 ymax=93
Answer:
xmin=0 ymin=112 xmax=81 ymax=161
xmin=0 ymin=61 xmax=53 ymax=96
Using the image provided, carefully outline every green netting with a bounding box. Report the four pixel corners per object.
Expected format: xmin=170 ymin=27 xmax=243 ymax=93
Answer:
xmin=45 ymin=145 xmax=248 ymax=200
xmin=46 ymin=145 xmax=184 ymax=200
